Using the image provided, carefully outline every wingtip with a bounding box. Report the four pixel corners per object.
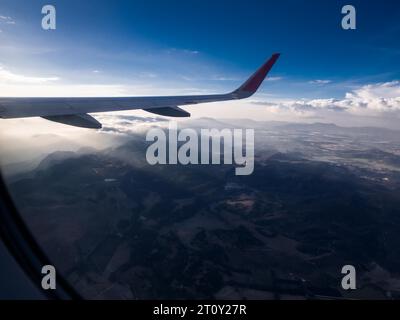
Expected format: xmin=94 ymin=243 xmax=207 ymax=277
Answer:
xmin=233 ymin=53 xmax=281 ymax=98
xmin=270 ymin=53 xmax=281 ymax=62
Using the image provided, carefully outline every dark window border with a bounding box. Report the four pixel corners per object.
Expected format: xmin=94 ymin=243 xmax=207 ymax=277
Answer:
xmin=0 ymin=172 xmax=81 ymax=300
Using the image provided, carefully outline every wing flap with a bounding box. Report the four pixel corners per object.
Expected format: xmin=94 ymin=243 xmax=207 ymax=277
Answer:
xmin=144 ymin=106 xmax=190 ymax=117
xmin=42 ymin=114 xmax=102 ymax=129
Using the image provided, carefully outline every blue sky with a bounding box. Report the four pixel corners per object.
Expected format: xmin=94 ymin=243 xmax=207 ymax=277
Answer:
xmin=0 ymin=0 xmax=400 ymax=127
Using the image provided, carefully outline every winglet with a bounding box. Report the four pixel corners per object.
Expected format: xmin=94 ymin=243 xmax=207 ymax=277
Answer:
xmin=232 ymin=53 xmax=280 ymax=98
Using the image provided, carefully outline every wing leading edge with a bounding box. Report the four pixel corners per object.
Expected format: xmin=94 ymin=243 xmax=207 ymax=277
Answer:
xmin=0 ymin=53 xmax=280 ymax=128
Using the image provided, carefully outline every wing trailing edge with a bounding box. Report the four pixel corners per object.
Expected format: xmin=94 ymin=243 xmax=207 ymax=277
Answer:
xmin=145 ymin=106 xmax=190 ymax=117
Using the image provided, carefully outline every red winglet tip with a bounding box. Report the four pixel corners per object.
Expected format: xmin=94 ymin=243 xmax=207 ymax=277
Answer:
xmin=235 ymin=53 xmax=281 ymax=95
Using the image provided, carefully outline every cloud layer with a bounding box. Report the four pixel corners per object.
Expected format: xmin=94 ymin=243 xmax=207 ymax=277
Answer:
xmin=253 ymin=81 xmax=400 ymax=118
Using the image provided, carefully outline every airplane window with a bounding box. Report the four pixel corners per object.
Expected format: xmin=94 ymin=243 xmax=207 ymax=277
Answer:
xmin=1 ymin=0 xmax=400 ymax=301
xmin=2 ymin=114 xmax=400 ymax=299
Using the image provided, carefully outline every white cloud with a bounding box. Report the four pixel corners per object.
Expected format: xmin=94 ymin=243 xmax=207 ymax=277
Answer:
xmin=0 ymin=83 xmax=131 ymax=97
xmin=210 ymin=76 xmax=238 ymax=81
xmin=253 ymin=81 xmax=400 ymax=118
xmin=308 ymin=79 xmax=332 ymax=85
xmin=0 ymin=66 xmax=59 ymax=84
xmin=165 ymin=48 xmax=200 ymax=55
xmin=183 ymin=49 xmax=199 ymax=55
xmin=0 ymin=79 xmax=192 ymax=97
xmin=339 ymin=81 xmax=400 ymax=115
xmin=0 ymin=15 xmax=16 ymax=25
xmin=266 ymin=76 xmax=283 ymax=81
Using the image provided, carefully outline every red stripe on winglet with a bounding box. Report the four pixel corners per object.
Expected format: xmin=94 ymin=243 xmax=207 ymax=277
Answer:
xmin=238 ymin=53 xmax=280 ymax=93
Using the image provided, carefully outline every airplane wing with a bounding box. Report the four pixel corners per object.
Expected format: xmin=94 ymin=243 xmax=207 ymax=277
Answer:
xmin=0 ymin=53 xmax=280 ymax=128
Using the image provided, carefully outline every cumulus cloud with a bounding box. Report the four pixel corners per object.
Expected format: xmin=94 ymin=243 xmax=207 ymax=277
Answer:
xmin=337 ymin=81 xmax=400 ymax=115
xmin=253 ymin=81 xmax=400 ymax=118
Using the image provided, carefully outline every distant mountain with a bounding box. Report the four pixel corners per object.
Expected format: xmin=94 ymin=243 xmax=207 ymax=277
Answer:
xmin=277 ymin=121 xmax=400 ymax=138
xmin=8 ymin=141 xmax=400 ymax=299
xmin=36 ymin=151 xmax=79 ymax=172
